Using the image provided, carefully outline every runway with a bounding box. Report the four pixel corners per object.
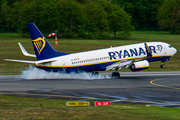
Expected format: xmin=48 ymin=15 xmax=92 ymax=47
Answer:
xmin=0 ymin=71 xmax=180 ymax=108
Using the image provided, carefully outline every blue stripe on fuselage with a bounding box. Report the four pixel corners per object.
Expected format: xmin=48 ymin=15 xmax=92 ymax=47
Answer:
xmin=36 ymin=56 xmax=171 ymax=72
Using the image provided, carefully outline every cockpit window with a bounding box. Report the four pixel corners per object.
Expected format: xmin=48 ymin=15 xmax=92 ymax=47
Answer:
xmin=168 ymin=46 xmax=172 ymax=48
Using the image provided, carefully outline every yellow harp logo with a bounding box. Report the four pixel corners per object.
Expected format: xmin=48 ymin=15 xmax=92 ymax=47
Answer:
xmin=32 ymin=37 xmax=46 ymax=55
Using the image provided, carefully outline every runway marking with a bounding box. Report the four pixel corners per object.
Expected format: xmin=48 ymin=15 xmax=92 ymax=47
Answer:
xmin=0 ymin=92 xmax=127 ymax=101
xmin=1 ymin=92 xmax=180 ymax=107
xmin=1 ymin=92 xmax=180 ymax=106
xmin=0 ymin=92 xmax=93 ymax=99
xmin=1 ymin=73 xmax=180 ymax=107
xmin=1 ymin=82 xmax=180 ymax=91
xmin=150 ymin=78 xmax=180 ymax=90
xmin=1 ymin=75 xmax=180 ymax=107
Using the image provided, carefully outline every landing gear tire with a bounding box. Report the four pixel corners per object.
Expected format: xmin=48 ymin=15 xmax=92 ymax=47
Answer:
xmin=129 ymin=64 xmax=135 ymax=72
xmin=112 ymin=72 xmax=120 ymax=78
xmin=160 ymin=64 xmax=165 ymax=68
xmin=91 ymin=71 xmax=99 ymax=76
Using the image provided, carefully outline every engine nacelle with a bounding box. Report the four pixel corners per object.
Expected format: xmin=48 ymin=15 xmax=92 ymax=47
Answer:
xmin=129 ymin=60 xmax=149 ymax=71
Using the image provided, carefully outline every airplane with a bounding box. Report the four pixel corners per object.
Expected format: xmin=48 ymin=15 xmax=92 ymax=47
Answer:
xmin=5 ymin=23 xmax=177 ymax=78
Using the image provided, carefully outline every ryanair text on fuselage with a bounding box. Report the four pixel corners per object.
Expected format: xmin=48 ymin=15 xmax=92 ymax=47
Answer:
xmin=108 ymin=46 xmax=156 ymax=60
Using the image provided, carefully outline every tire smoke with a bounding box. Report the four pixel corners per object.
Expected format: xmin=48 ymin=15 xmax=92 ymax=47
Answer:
xmin=21 ymin=65 xmax=111 ymax=79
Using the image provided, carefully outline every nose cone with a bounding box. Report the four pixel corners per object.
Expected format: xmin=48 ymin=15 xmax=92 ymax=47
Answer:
xmin=173 ymin=47 xmax=177 ymax=55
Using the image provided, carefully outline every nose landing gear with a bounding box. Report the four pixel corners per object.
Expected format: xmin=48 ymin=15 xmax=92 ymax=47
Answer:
xmin=160 ymin=62 xmax=165 ymax=68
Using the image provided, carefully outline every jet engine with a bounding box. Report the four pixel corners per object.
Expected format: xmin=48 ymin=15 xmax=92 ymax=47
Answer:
xmin=129 ymin=60 xmax=149 ymax=71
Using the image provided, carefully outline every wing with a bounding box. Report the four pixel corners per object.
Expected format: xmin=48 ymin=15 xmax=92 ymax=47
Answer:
xmin=106 ymin=43 xmax=152 ymax=71
xmin=106 ymin=60 xmax=133 ymax=71
xmin=18 ymin=43 xmax=36 ymax=57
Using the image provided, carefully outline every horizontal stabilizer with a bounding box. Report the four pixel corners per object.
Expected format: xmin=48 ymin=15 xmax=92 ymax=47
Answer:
xmin=35 ymin=59 xmax=57 ymax=64
xmin=4 ymin=59 xmax=36 ymax=64
xmin=18 ymin=43 xmax=36 ymax=57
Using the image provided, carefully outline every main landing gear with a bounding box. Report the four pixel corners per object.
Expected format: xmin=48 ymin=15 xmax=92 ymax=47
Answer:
xmin=91 ymin=71 xmax=99 ymax=76
xmin=92 ymin=71 xmax=120 ymax=78
xmin=112 ymin=72 xmax=120 ymax=78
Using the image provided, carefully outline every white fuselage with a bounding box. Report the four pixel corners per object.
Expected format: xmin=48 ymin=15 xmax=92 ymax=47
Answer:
xmin=35 ymin=42 xmax=177 ymax=72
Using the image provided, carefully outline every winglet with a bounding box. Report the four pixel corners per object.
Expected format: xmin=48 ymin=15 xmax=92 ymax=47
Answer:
xmin=18 ymin=43 xmax=36 ymax=57
xmin=144 ymin=43 xmax=152 ymax=57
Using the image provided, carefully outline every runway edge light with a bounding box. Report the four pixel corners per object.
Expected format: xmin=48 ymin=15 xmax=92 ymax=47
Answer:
xmin=66 ymin=101 xmax=89 ymax=107
xmin=146 ymin=103 xmax=150 ymax=107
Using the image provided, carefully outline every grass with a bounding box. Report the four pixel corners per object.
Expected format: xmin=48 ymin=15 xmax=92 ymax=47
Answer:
xmin=0 ymin=33 xmax=21 ymax=38
xmin=130 ymin=31 xmax=180 ymax=41
xmin=0 ymin=95 xmax=180 ymax=120
xmin=0 ymin=31 xmax=180 ymax=75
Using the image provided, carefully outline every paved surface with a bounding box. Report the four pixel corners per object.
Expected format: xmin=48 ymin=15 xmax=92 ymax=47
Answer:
xmin=0 ymin=71 xmax=180 ymax=108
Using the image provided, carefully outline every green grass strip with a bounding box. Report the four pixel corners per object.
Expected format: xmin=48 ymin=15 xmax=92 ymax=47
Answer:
xmin=0 ymin=95 xmax=180 ymax=120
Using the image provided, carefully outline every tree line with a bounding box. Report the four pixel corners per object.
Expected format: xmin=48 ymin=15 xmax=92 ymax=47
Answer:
xmin=109 ymin=0 xmax=180 ymax=33
xmin=0 ymin=0 xmax=180 ymax=39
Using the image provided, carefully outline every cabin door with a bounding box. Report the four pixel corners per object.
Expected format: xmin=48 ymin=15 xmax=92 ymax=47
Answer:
xmin=163 ymin=46 xmax=167 ymax=54
xmin=62 ymin=60 xmax=67 ymax=71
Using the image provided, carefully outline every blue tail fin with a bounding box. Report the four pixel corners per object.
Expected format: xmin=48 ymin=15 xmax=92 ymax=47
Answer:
xmin=28 ymin=23 xmax=68 ymax=61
